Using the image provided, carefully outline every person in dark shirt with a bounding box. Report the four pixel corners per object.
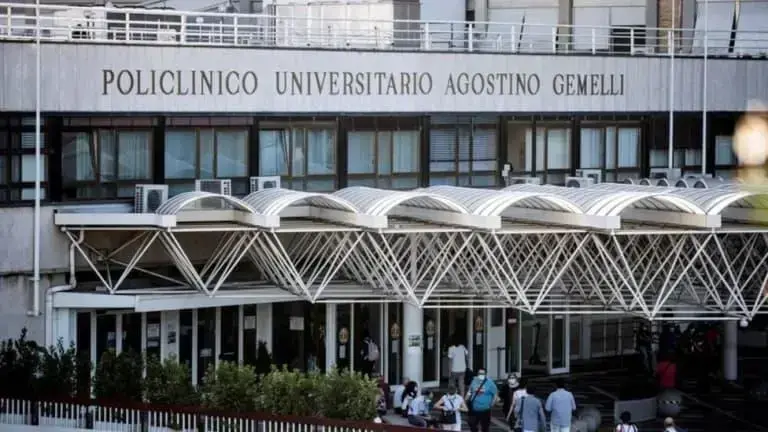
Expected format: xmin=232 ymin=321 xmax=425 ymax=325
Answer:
xmin=636 ymin=323 xmax=652 ymax=374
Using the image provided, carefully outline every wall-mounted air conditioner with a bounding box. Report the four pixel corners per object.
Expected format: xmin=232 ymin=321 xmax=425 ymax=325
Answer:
xmin=134 ymin=185 xmax=169 ymax=214
xmin=507 ymin=176 xmax=542 ymax=185
xmin=195 ymin=179 xmax=233 ymax=195
xmin=250 ymin=176 xmax=281 ymax=193
xmin=565 ymin=177 xmax=595 ymax=188
xmin=575 ymin=169 xmax=602 ymax=184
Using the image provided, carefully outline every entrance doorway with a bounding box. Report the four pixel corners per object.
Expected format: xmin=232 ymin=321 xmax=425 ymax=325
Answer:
xmin=272 ymin=301 xmax=326 ymax=372
xmin=520 ymin=312 xmax=570 ymax=375
xmin=439 ymin=309 xmax=469 ymax=382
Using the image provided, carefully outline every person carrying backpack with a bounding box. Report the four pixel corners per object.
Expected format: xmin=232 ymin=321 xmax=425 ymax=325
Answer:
xmin=616 ymin=411 xmax=638 ymax=432
xmin=360 ymin=330 xmax=379 ymax=377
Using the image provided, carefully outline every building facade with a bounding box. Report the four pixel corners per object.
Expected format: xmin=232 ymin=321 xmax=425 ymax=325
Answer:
xmin=0 ymin=0 xmax=766 ymax=387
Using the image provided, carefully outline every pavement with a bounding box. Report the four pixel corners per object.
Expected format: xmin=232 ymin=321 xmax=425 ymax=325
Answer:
xmin=388 ymin=353 xmax=768 ymax=431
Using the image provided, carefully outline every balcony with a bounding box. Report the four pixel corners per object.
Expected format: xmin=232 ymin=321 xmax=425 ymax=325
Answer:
xmin=0 ymin=2 xmax=767 ymax=57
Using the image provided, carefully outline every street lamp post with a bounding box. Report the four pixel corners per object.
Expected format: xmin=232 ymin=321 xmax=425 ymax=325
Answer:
xmin=31 ymin=0 xmax=42 ymax=316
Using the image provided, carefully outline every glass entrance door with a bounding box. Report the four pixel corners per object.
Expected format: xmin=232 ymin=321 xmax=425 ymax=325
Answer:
xmin=548 ymin=314 xmax=570 ymax=375
xmin=439 ymin=309 xmax=469 ymax=383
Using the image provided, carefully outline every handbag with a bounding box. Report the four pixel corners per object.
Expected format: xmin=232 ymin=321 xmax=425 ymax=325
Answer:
xmin=440 ymin=397 xmax=458 ymax=424
xmin=513 ymin=396 xmax=526 ymax=432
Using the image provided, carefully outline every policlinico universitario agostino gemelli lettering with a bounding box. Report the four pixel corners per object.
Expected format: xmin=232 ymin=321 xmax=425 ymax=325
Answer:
xmin=102 ymin=69 xmax=625 ymax=97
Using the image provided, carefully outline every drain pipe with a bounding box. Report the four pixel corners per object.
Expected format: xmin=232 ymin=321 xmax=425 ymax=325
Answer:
xmin=43 ymin=230 xmax=83 ymax=347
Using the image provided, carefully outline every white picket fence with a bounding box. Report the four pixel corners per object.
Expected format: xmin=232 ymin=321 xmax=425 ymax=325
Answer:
xmin=0 ymin=398 xmax=397 ymax=432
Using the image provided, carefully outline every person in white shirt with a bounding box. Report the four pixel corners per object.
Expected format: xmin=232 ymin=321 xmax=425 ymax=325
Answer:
xmin=434 ymin=385 xmax=468 ymax=431
xmin=447 ymin=335 xmax=469 ymax=396
xmin=664 ymin=417 xmax=682 ymax=432
xmin=615 ymin=411 xmax=638 ymax=432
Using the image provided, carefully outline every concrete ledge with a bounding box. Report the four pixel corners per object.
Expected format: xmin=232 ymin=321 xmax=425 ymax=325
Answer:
xmin=614 ymin=396 xmax=657 ymax=423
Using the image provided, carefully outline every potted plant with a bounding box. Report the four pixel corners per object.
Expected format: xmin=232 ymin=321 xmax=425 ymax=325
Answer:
xmin=145 ymin=355 xmax=198 ymax=432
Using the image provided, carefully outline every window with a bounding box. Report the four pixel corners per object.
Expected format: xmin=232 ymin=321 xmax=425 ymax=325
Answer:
xmin=579 ymin=125 xmax=641 ymax=183
xmin=533 ymin=125 xmax=571 ymax=185
xmin=348 ymin=129 xmax=420 ymax=189
xmin=0 ymin=117 xmax=48 ymax=202
xmin=429 ymin=116 xmax=498 ymax=187
xmin=62 ymin=129 xmax=152 ymax=199
xmin=165 ymin=128 xmax=249 ymax=196
xmin=259 ymin=123 xmax=336 ymax=191
xmin=715 ymin=135 xmax=739 ymax=178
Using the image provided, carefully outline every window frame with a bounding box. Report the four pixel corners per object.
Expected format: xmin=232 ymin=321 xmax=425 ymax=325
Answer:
xmin=60 ymin=127 xmax=154 ymax=200
xmin=258 ymin=121 xmax=337 ymax=192
xmin=429 ymin=118 xmax=499 ymax=187
xmin=347 ymin=128 xmax=421 ymax=189
xmin=578 ymin=121 xmax=643 ymax=183
xmin=533 ymin=122 xmax=572 ymax=185
xmin=164 ymin=126 xmax=250 ymax=195
xmin=0 ymin=117 xmax=50 ymax=204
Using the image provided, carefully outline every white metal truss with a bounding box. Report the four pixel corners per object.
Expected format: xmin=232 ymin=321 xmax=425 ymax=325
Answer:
xmin=53 ymin=183 xmax=768 ymax=320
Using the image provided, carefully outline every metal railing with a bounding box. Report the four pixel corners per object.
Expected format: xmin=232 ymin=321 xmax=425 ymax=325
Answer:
xmin=0 ymin=397 xmax=411 ymax=432
xmin=1 ymin=2 xmax=767 ymax=57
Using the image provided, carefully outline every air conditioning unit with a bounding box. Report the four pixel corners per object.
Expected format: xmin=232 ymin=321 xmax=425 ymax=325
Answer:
xmin=249 ymin=176 xmax=281 ymax=193
xmin=134 ymin=185 xmax=169 ymax=213
xmin=195 ymin=179 xmax=233 ymax=195
xmin=575 ymin=169 xmax=602 ymax=184
xmin=507 ymin=176 xmax=542 ymax=185
xmin=565 ymin=177 xmax=595 ymax=188
xmin=194 ymin=179 xmax=233 ymax=210
xmin=649 ymin=168 xmax=682 ymax=180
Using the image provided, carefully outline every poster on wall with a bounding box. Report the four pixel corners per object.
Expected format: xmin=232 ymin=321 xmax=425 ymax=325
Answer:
xmin=244 ymin=315 xmax=257 ymax=330
xmin=289 ymin=316 xmax=305 ymax=331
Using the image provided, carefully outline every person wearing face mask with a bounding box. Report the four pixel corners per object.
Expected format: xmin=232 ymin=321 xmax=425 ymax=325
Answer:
xmin=434 ymin=385 xmax=468 ymax=431
xmin=507 ymin=377 xmax=528 ymax=431
xmin=407 ymin=388 xmax=431 ymax=428
xmin=500 ymin=373 xmax=520 ymax=426
xmin=465 ymin=368 xmax=498 ymax=432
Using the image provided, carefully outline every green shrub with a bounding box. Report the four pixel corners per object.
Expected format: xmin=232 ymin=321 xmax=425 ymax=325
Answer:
xmin=319 ymin=368 xmax=378 ymax=421
xmin=200 ymin=361 xmax=258 ymax=412
xmin=37 ymin=339 xmax=78 ymax=399
xmin=93 ymin=349 xmax=144 ymax=403
xmin=0 ymin=328 xmax=42 ymax=399
xmin=145 ymin=355 xmax=199 ymax=406
xmin=256 ymin=366 xmax=322 ymax=416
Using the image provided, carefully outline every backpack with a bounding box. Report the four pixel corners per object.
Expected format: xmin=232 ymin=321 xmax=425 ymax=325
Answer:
xmin=366 ymin=339 xmax=380 ymax=361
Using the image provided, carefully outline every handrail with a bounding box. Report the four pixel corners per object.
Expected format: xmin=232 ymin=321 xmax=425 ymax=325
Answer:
xmin=1 ymin=2 xmax=767 ymax=57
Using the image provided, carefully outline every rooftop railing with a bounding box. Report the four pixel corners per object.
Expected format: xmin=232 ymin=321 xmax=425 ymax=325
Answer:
xmin=1 ymin=2 xmax=767 ymax=57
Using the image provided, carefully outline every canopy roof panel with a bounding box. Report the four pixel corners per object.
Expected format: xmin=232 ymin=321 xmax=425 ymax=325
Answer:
xmin=332 ymin=187 xmax=468 ymax=215
xmin=424 ymin=185 xmax=584 ymax=214
xmin=243 ymin=189 xmax=358 ymax=215
xmin=156 ymin=192 xmax=255 ymax=215
xmin=53 ymin=182 xmax=768 ymax=231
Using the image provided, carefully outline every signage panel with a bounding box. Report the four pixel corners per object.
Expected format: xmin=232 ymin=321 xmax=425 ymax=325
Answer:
xmin=0 ymin=43 xmax=765 ymax=113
